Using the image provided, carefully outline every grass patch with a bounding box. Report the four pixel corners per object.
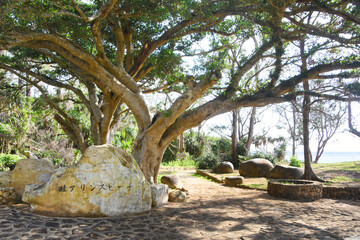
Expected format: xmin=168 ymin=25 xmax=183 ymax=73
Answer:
xmin=161 ymin=158 xmax=197 ymax=168
xmin=192 ymin=173 xmax=218 ymax=183
xmin=311 ymin=161 xmax=360 ymax=172
xmin=157 ymin=174 xmax=165 ymax=184
xmin=331 ymin=176 xmax=353 ymax=183
xmin=326 ymin=175 xmax=360 ymax=183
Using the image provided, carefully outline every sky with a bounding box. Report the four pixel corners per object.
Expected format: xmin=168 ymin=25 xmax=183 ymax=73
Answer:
xmin=204 ymin=106 xmax=360 ymax=154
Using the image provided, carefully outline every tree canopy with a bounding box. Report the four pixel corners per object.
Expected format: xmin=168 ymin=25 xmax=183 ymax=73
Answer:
xmin=1 ymin=0 xmax=360 ymax=182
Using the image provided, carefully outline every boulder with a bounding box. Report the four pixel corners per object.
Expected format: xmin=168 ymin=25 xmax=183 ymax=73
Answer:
xmin=161 ymin=175 xmax=184 ymax=189
xmin=151 ymin=184 xmax=169 ymax=208
xmin=22 ymin=145 xmax=151 ymax=217
xmin=213 ymin=162 xmax=234 ymax=174
xmin=0 ymin=158 xmax=55 ymax=202
xmin=0 ymin=171 xmax=12 ymax=187
xmin=168 ymin=190 xmax=186 ymax=203
xmin=239 ymin=158 xmax=274 ymax=177
xmin=267 ymin=165 xmax=303 ymax=179
xmin=225 ymin=176 xmax=244 ymax=186
xmin=0 ymin=187 xmax=16 ymax=205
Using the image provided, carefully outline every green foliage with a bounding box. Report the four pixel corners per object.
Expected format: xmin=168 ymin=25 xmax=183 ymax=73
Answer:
xmin=345 ymin=82 xmax=360 ymax=96
xmin=161 ymin=153 xmax=196 ymax=168
xmin=273 ymin=141 xmax=287 ymax=160
xmin=0 ymin=123 xmax=12 ymax=135
xmin=34 ymin=149 xmax=64 ymax=167
xmin=113 ymin=127 xmax=136 ymax=153
xmin=238 ymin=155 xmax=249 ymax=164
xmin=184 ymin=132 xmax=203 ymax=159
xmin=195 ymin=150 xmax=220 ymax=169
xmin=163 ymin=138 xmax=179 ymax=163
xmin=1 ymin=0 xmax=359 ymax=173
xmin=184 ymin=131 xmax=245 ymax=169
xmin=0 ymin=154 xmax=23 ymax=171
xmin=209 ymin=137 xmax=231 ymax=155
xmin=289 ymin=156 xmax=301 ymax=167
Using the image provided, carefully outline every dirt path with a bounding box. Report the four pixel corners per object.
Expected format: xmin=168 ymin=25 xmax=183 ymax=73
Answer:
xmin=0 ymin=170 xmax=359 ymax=239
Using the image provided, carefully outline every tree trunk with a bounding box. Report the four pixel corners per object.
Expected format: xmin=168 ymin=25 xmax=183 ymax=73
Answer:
xmin=232 ymin=110 xmax=238 ymax=163
xmin=179 ymin=133 xmax=184 ymax=153
xmin=245 ymin=107 xmax=256 ymax=156
xmin=302 ymin=82 xmax=321 ymax=179
xmin=301 ymin=82 xmax=315 ymax=179
xmin=291 ymin=104 xmax=296 ymax=156
xmin=348 ymin=101 xmax=360 ymax=137
xmin=132 ymin=131 xmax=167 ymax=184
xmin=300 ymin=38 xmax=323 ymax=181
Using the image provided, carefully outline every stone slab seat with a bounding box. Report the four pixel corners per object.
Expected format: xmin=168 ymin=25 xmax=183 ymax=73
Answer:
xmin=22 ymin=145 xmax=152 ymax=217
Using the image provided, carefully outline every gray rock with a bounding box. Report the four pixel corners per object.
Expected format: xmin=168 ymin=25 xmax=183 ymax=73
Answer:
xmin=239 ymin=158 xmax=274 ymax=177
xmin=225 ymin=176 xmax=244 ymax=186
xmin=213 ymin=162 xmax=234 ymax=174
xmin=267 ymin=165 xmax=303 ymax=179
xmin=160 ymin=175 xmax=184 ymax=189
xmin=151 ymin=184 xmax=169 ymax=208
xmin=168 ymin=190 xmax=186 ymax=203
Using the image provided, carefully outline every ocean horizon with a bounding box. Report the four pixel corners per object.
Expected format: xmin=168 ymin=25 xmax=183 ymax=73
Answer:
xmin=285 ymin=151 xmax=360 ymax=164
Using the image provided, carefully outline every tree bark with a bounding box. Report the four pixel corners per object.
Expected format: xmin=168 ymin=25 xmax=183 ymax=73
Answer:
xmin=232 ymin=110 xmax=238 ymax=162
xmin=300 ymin=38 xmax=323 ymax=181
xmin=132 ymin=130 xmax=167 ymax=184
xmin=179 ymin=133 xmax=184 ymax=153
xmin=245 ymin=107 xmax=256 ymax=156
xmin=291 ymin=103 xmax=296 ymax=156
xmin=348 ymin=101 xmax=360 ymax=137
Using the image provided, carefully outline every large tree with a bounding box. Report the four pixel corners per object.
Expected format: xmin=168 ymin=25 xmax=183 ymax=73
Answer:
xmin=1 ymin=0 xmax=360 ymax=183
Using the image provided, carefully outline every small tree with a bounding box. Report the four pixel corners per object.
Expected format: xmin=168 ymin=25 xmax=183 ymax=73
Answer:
xmin=311 ymin=101 xmax=346 ymax=163
xmin=276 ymin=102 xmax=300 ymax=157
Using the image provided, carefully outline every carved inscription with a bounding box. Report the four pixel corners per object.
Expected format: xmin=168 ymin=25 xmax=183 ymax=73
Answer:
xmin=57 ymin=182 xmax=133 ymax=193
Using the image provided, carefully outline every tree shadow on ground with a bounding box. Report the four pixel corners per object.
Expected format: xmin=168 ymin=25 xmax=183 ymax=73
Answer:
xmin=145 ymin=191 xmax=359 ymax=239
xmin=1 ymin=192 xmax=359 ymax=240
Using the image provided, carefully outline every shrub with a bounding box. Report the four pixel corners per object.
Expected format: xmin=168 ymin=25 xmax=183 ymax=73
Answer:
xmin=274 ymin=142 xmax=287 ymax=160
xmin=249 ymin=151 xmax=278 ymax=165
xmin=161 ymin=153 xmax=196 ymax=168
xmin=195 ymin=150 xmax=220 ymax=169
xmin=184 ymin=132 xmax=203 ymax=158
xmin=0 ymin=123 xmax=12 ymax=135
xmin=113 ymin=127 xmax=136 ymax=153
xmin=162 ymin=138 xmax=179 ymax=163
xmin=289 ymin=156 xmax=301 ymax=167
xmin=0 ymin=154 xmax=23 ymax=171
xmin=238 ymin=155 xmax=249 ymax=164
